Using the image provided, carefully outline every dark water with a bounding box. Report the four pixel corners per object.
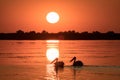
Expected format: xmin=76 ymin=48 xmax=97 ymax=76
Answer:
xmin=0 ymin=40 xmax=120 ymax=80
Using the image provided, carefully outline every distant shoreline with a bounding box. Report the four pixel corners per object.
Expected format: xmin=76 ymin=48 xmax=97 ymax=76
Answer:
xmin=0 ymin=30 xmax=120 ymax=40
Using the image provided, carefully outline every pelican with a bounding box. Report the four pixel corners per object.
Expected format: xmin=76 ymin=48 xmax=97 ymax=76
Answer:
xmin=51 ymin=58 xmax=64 ymax=68
xmin=70 ymin=56 xmax=83 ymax=67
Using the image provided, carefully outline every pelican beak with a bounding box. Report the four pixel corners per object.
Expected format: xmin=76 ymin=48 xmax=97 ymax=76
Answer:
xmin=70 ymin=57 xmax=74 ymax=62
xmin=50 ymin=58 xmax=58 ymax=64
xmin=70 ymin=57 xmax=76 ymax=62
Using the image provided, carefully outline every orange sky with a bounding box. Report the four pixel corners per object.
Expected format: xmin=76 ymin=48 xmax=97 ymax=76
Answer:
xmin=0 ymin=0 xmax=120 ymax=33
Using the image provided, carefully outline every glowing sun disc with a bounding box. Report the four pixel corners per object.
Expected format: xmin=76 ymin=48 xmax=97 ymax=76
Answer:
xmin=46 ymin=12 xmax=59 ymax=24
xmin=46 ymin=48 xmax=59 ymax=61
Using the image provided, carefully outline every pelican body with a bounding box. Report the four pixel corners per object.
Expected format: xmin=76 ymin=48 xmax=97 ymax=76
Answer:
xmin=51 ymin=58 xmax=64 ymax=68
xmin=70 ymin=57 xmax=83 ymax=67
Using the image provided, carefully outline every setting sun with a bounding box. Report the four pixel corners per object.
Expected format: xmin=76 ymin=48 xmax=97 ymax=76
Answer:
xmin=46 ymin=12 xmax=60 ymax=24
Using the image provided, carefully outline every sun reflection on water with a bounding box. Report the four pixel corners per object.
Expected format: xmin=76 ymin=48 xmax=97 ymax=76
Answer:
xmin=46 ymin=48 xmax=59 ymax=61
xmin=46 ymin=40 xmax=59 ymax=43
xmin=45 ymin=64 xmax=59 ymax=80
xmin=46 ymin=40 xmax=60 ymax=62
xmin=45 ymin=40 xmax=60 ymax=80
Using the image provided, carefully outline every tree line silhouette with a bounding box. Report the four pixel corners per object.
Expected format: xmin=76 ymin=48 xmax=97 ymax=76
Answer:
xmin=0 ymin=30 xmax=120 ymax=40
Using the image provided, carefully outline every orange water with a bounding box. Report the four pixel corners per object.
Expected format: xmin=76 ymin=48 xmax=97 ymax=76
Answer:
xmin=0 ymin=40 xmax=120 ymax=80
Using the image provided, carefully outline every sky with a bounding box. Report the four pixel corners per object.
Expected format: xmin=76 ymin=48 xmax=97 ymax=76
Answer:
xmin=0 ymin=0 xmax=120 ymax=33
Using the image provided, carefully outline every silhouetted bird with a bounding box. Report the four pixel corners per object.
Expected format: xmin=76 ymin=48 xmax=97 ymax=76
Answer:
xmin=51 ymin=58 xmax=64 ymax=68
xmin=70 ymin=56 xmax=83 ymax=67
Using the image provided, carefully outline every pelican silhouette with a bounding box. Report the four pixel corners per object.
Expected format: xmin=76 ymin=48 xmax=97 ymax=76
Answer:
xmin=70 ymin=56 xmax=83 ymax=67
xmin=51 ymin=58 xmax=64 ymax=68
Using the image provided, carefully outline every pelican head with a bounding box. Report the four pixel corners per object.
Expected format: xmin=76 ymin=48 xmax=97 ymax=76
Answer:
xmin=70 ymin=56 xmax=83 ymax=67
xmin=70 ymin=56 xmax=76 ymax=62
xmin=51 ymin=58 xmax=64 ymax=68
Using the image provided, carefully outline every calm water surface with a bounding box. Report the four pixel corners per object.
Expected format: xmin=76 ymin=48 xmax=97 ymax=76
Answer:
xmin=0 ymin=40 xmax=120 ymax=80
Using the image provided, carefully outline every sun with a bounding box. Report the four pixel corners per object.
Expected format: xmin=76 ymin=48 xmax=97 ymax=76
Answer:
xmin=46 ymin=12 xmax=60 ymax=24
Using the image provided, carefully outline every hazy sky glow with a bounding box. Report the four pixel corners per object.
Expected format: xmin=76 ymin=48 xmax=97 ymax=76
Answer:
xmin=0 ymin=0 xmax=120 ymax=33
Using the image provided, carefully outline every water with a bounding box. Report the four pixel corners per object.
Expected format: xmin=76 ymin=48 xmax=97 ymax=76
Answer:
xmin=0 ymin=40 xmax=120 ymax=80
